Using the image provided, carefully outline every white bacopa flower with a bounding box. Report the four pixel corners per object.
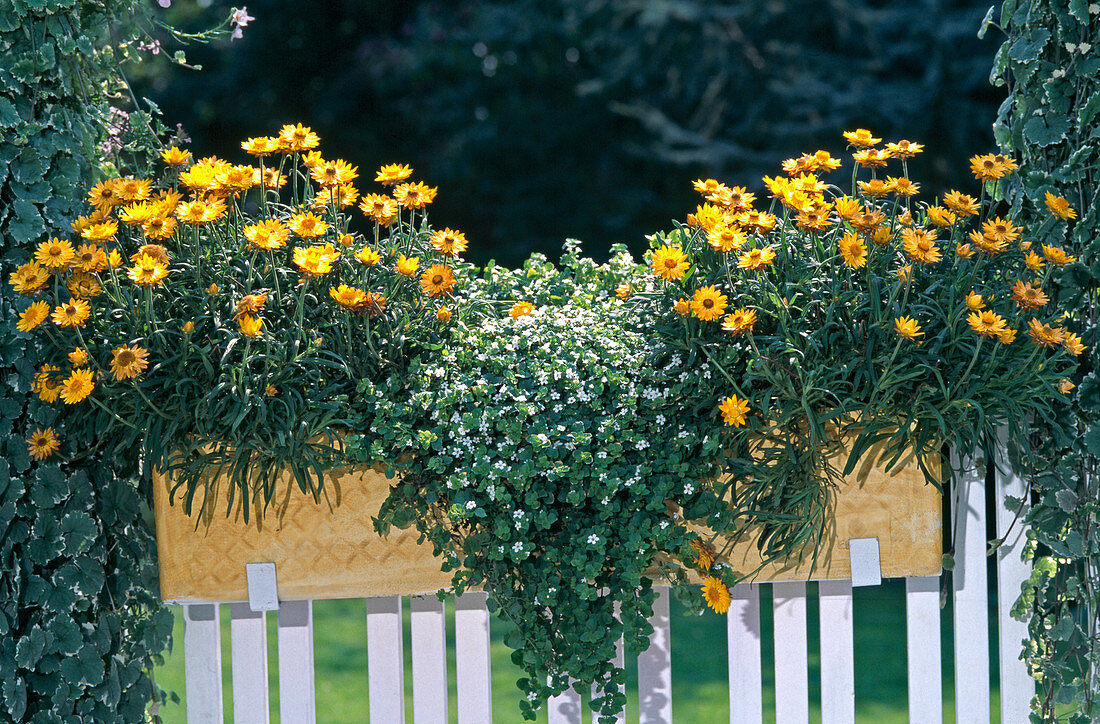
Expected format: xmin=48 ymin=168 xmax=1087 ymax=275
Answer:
xmin=587 ymin=534 xmax=600 ymax=544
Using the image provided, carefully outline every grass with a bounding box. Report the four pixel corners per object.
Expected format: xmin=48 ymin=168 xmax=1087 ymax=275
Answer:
xmin=153 ymin=578 xmax=1002 ymax=722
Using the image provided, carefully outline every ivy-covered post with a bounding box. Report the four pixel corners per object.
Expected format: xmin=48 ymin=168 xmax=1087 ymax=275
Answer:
xmin=991 ymin=0 xmax=1100 ymax=720
xmin=1 ymin=2 xmax=173 ymax=721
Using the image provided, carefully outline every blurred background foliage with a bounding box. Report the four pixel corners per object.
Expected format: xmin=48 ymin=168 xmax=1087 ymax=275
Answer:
xmin=138 ymin=0 xmax=1005 ymax=268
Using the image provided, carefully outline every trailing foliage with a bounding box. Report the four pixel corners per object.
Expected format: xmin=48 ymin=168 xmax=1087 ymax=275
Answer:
xmin=991 ymin=0 xmax=1100 ymax=719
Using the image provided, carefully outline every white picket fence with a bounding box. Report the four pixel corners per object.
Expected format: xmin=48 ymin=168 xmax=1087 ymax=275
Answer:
xmin=177 ymin=442 xmax=1034 ymax=723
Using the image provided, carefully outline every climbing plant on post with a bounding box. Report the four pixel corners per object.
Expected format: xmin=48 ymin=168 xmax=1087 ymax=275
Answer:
xmin=990 ymin=0 xmax=1100 ymax=720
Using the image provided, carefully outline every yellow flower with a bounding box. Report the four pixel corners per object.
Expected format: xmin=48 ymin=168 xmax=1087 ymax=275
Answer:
xmin=161 ymin=146 xmax=192 ymax=166
xmin=34 ymin=365 xmax=61 ymax=403
xmin=235 ymin=293 xmax=268 ymax=318
xmin=837 ymin=233 xmax=867 ymax=269
xmin=301 ymin=150 xmax=325 ymax=170
xmin=182 ymin=321 xmax=195 ymax=334
xmin=127 ymin=254 xmax=169 ymax=287
xmin=943 ymin=191 xmax=980 ymax=217
xmin=894 ymin=316 xmax=923 ymax=341
xmin=853 ymin=148 xmax=893 ymax=168
xmin=142 ymin=215 xmax=178 ymax=241
xmin=68 ymin=348 xmax=89 ymax=367
xmin=691 ymin=286 xmax=728 ymax=321
xmin=1044 ymin=191 xmax=1077 ymax=221
xmin=1042 ymin=244 xmax=1075 ymax=266
xmin=292 ymin=244 xmax=340 ymax=276
xmin=238 ymin=315 xmax=263 ymax=337
xmin=359 ymin=194 xmax=399 ymax=225
xmin=109 ymin=345 xmax=150 ymax=381
xmin=130 ymin=244 xmax=171 ymax=266
xmin=240 ymin=136 xmax=278 ymax=157
xmin=982 ymin=217 xmax=1021 ymax=245
xmin=736 ymin=245 xmax=777 ymax=271
xmin=1059 ymin=378 xmax=1076 ymax=394
xmin=265 ymin=384 xmax=279 ymax=397
xmin=509 ymin=301 xmax=535 ymax=319
xmin=673 ymin=298 xmax=690 ymax=316
xmin=886 ymin=140 xmax=924 ymax=158
xmin=27 ymin=427 xmax=60 ymax=460
xmin=17 ymin=301 xmax=50 ymax=332
xmin=10 ymin=262 xmax=50 ymax=294
xmin=311 ymin=159 xmax=359 ymax=188
xmin=1011 ymin=280 xmax=1049 ymax=311
xmin=119 ymin=202 xmax=155 ymax=226
xmin=925 ymin=206 xmax=957 ymax=227
xmin=312 ymin=185 xmax=360 ymax=211
xmin=1064 ymin=332 xmax=1086 ymax=356
xmin=970 ymin=153 xmax=1008 ymax=182
xmin=435 ymin=306 xmax=453 ymax=322
xmin=35 ymin=238 xmax=75 ymax=270
xmin=393 ymin=181 xmax=438 ymax=209
xmin=87 ymin=179 xmax=123 ymax=210
xmin=965 ymin=292 xmax=985 ymax=311
xmin=356 ymin=246 xmax=381 ymax=266
xmin=615 ymin=283 xmax=632 ymax=300
xmin=843 ymin=129 xmax=881 ymax=147
xmin=1024 ymin=251 xmax=1045 ymax=271
xmin=721 ymin=309 xmax=758 ymax=336
xmin=1027 ymin=318 xmax=1066 ymax=348
xmin=430 ymin=228 xmax=469 ymax=256
xmin=375 ymin=163 xmax=413 ymax=185
xmin=955 ymin=243 xmax=975 ymax=260
xmin=395 ymin=254 xmax=420 ymax=277
xmin=998 ymin=326 xmax=1018 ymax=345
xmin=857 ymin=179 xmax=893 ymax=197
xmin=968 ymin=310 xmax=1008 ymax=339
xmin=701 ymin=576 xmax=731 ymax=614
xmin=420 ymin=264 xmax=457 ymax=298
xmin=244 ymin=219 xmax=290 ymax=250
xmin=287 ymin=212 xmax=330 ymax=238
xmin=361 ymin=292 xmax=387 ymax=318
xmin=901 ymin=228 xmax=941 ymax=264
xmin=206 ymin=283 xmax=220 ymax=295
xmin=329 ymin=284 xmax=367 ymax=311
xmin=115 ymin=177 xmax=152 ymax=202
xmin=651 ymin=244 xmax=690 ymax=281
xmin=888 ymin=176 xmax=920 ymax=197
xmin=968 ymin=229 xmax=1008 ymax=256
xmin=834 ymin=196 xmax=861 ymax=219
xmin=278 ymin=123 xmax=321 ymax=152
xmin=896 ymin=265 xmax=912 ymax=281
xmin=60 ymin=368 xmax=95 ymax=404
xmin=51 ymin=299 xmax=91 ymax=328
xmin=719 ymin=394 xmax=750 ymax=427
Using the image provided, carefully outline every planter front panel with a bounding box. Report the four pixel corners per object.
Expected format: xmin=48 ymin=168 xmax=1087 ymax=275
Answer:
xmin=155 ymin=448 xmax=942 ymax=604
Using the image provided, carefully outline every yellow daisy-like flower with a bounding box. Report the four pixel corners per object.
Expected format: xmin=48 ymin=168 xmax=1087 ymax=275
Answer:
xmin=1043 ymin=191 xmax=1077 ymax=221
xmin=329 ymin=284 xmax=367 ymax=311
xmin=509 ymin=301 xmax=535 ymax=319
xmin=359 ymin=193 xmax=399 ymax=224
xmin=142 ymin=215 xmax=178 ymax=241
xmin=17 ymin=300 xmax=50 ymax=332
xmin=838 ymin=233 xmax=867 ymax=269
xmin=395 ymin=254 xmax=420 ymax=277
xmin=1059 ymin=378 xmax=1076 ymax=394
xmin=235 ymin=293 xmax=268 ymax=318
xmin=312 ymin=185 xmax=360 ymax=211
xmin=857 ymin=179 xmax=893 ymax=197
xmin=691 ymin=286 xmax=728 ymax=321
xmin=970 ymin=153 xmax=1007 ymax=182
xmin=244 ymin=219 xmax=290 ymax=250
xmin=843 ymin=128 xmax=881 ymax=147
xmin=87 ymin=179 xmax=123 ymax=210
xmin=393 ymin=181 xmax=438 ymax=209
xmin=27 ymin=427 xmax=60 ymax=460
xmin=886 ymin=140 xmax=924 ymax=158
xmin=292 ymin=244 xmax=340 ymax=276
xmin=301 ymin=151 xmax=325 ymax=170
xmin=1024 ymin=251 xmax=1045 ymax=271
xmin=1064 ymin=332 xmax=1086 ymax=356
xmin=287 ymin=212 xmax=330 ymax=238
xmin=721 ymin=309 xmax=757 ymax=336
xmin=968 ymin=229 xmax=1008 ymax=256
xmin=888 ymin=176 xmax=920 ymax=197
xmin=968 ymin=310 xmax=1008 ymax=339
xmin=361 ymin=292 xmax=387 ymax=318
xmin=1011 ymin=280 xmax=1049 ymax=311
xmin=67 ymin=272 xmax=102 ymax=299
xmin=651 ymin=244 xmax=690 ymax=281
xmin=81 ymin=220 xmax=119 ymax=243
xmin=1027 ymin=318 xmax=1065 ymax=347
xmin=109 ymin=345 xmax=150 ymax=381
xmin=430 ymin=228 xmax=469 ymax=256
xmin=1041 ymin=244 xmax=1075 ymax=266
xmin=834 ymin=196 xmax=861 ymax=219
xmin=238 ymin=314 xmax=264 ymax=337
xmin=60 ymin=368 xmax=95 ymax=404
xmin=942 ymin=191 xmax=979 ymax=217
xmin=894 ymin=316 xmax=923 ymax=341
xmin=615 ymin=283 xmax=633 ymax=300
xmin=737 ymin=245 xmax=777 ymax=271
xmin=375 ymin=163 xmax=413 ymax=185
xmin=925 ymin=206 xmax=957 ymax=227
xmin=10 ymin=262 xmax=50 ymax=295
xmin=965 ymin=292 xmax=985 ymax=311
xmin=241 ymin=136 xmax=279 ymax=156
xmin=161 ymin=146 xmax=192 ymax=166
xmin=356 ymin=246 xmax=381 ymax=266
xmin=896 ymin=265 xmax=912 ymax=281
xmin=118 ymin=202 xmax=153 ymax=224
xmin=673 ymin=298 xmax=690 ymax=316
xmin=214 ymin=165 xmax=256 ymax=195
xmin=420 ymin=264 xmax=457 ymax=298
xmin=115 ymin=178 xmax=152 ymax=202
xmin=436 ymin=306 xmax=453 ymax=322
xmin=701 ymin=576 xmax=731 ymax=614
xmin=719 ymin=394 xmax=750 ymax=427
xmin=982 ymin=217 xmax=1020 ymax=245
xmin=34 ymin=365 xmax=61 ymax=403
xmin=853 ymin=148 xmax=893 ymax=168
xmin=130 ymin=244 xmax=170 ymax=266
xmin=34 ymin=238 xmax=75 ymax=270
xmin=311 ymin=159 xmax=359 ymax=188
xmin=68 ymin=348 xmax=89 ymax=367
xmin=51 ymin=299 xmax=91 ymax=328
xmin=690 ymin=539 xmax=715 ymax=570
xmin=997 ymin=326 xmax=1018 ymax=345
xmin=901 ymin=228 xmax=941 ymax=264
xmin=278 ymin=123 xmax=321 ymax=152
xmin=954 ymin=243 xmax=974 ymax=260
xmin=127 ymin=254 xmax=169 ymax=287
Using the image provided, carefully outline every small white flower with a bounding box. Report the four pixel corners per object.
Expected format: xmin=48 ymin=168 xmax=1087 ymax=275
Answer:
xmin=1066 ymin=42 xmax=1078 ymax=53
xmin=1053 ymin=68 xmax=1067 ymax=79
xmin=465 ymin=500 xmax=477 ymax=510
xmin=1079 ymin=43 xmax=1092 ymax=54
xmin=587 ymin=534 xmax=600 ymax=544
xmin=1091 ymin=2 xmax=1100 ymax=13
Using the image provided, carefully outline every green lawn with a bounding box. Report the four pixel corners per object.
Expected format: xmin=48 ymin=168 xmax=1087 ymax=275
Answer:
xmin=153 ymin=579 xmax=1000 ymax=722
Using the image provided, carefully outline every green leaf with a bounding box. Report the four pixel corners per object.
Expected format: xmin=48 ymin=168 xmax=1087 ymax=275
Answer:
xmin=1023 ymin=114 xmax=1070 ymax=147
xmin=1008 ymin=28 xmax=1050 ymax=62
xmin=977 ymin=6 xmax=996 ymax=39
xmin=15 ymin=626 xmax=46 ymax=669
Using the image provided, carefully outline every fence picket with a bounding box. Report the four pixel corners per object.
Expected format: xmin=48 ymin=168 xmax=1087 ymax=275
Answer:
xmin=229 ymin=602 xmax=269 ymax=724
xmin=818 ymin=580 xmax=854 ymax=724
xmin=727 ymin=582 xmax=763 ymax=724
xmin=772 ymin=581 xmax=809 ymax=723
xmin=548 ymin=684 xmax=583 ymax=724
xmin=905 ymin=576 xmax=942 ymax=724
xmin=277 ymin=600 xmax=315 ymax=724
xmin=951 ymin=449 xmax=991 ymax=723
xmin=454 ymin=592 xmax=493 ymax=724
xmin=411 ymin=595 xmax=449 ymax=723
xmin=366 ymin=596 xmax=405 ymax=724
xmin=590 ymin=627 xmax=625 ymax=724
xmin=994 ymin=429 xmax=1035 ymax=722
xmin=637 ymin=585 xmax=672 ymax=723
xmin=184 ymin=603 xmax=223 ymax=724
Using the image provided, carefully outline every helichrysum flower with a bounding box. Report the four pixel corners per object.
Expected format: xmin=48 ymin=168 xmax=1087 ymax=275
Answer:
xmin=1044 ymin=191 xmax=1077 ymax=221
xmin=420 ymin=264 xmax=456 ymax=298
xmin=109 ymin=345 xmax=150 ymax=381
xmin=701 ymin=576 xmax=731 ymax=614
xmin=1027 ymin=318 xmax=1066 ymax=347
xmin=509 ymin=301 xmax=535 ymax=319
xmin=278 ymin=123 xmax=321 ymax=152
xmin=691 ymin=286 xmax=728 ymax=321
xmin=1041 ymin=244 xmax=1075 ymax=266
xmin=843 ymin=129 xmax=881 ymax=147
xmin=293 ymin=244 xmax=340 ymax=276
xmin=161 ymin=146 xmax=192 ymax=166
xmin=35 ymin=238 xmax=75 ymax=270
xmin=968 ymin=310 xmax=1008 ymax=338
xmin=430 ymin=228 xmax=469 ymax=256
xmin=651 ymin=244 xmax=690 ymax=281
xmin=68 ymin=348 xmax=90 ymax=367
xmin=60 ymin=369 xmax=95 ymax=404
xmin=393 ymin=181 xmax=437 ymax=209
xmin=10 ymin=262 xmax=50 ymax=294
xmin=329 ymin=284 xmax=367 ymax=311
xmin=51 ymin=299 xmax=91 ymax=328
xmin=1064 ymin=332 xmax=1086 ymax=356
xmin=721 ymin=309 xmax=757 ymax=336
xmin=17 ymin=301 xmax=50 ymax=332
xmin=894 ymin=316 xmax=923 ymax=341
xmin=288 ymin=212 xmax=330 ymax=238
xmin=435 ymin=307 xmax=453 ymax=322
xmin=375 ymin=163 xmax=413 ymax=185
xmin=311 ymin=159 xmax=359 ymax=187
xmin=902 ymin=228 xmax=941 ymax=264
xmin=1011 ymin=280 xmax=1049 ymax=311
xmin=26 ymin=427 xmax=60 ymax=460
xmin=127 ymin=254 xmax=169 ymax=286
xmin=356 ymin=246 xmax=381 ymax=266
xmin=673 ymin=298 xmax=690 ymax=316
xmin=837 ymin=233 xmax=867 ymax=269
xmin=238 ymin=315 xmax=263 ymax=337
xmin=244 ymin=219 xmax=290 ymax=250
xmin=395 ymin=254 xmax=420 ymax=277
xmin=719 ymin=395 xmax=750 ymax=427
xmin=965 ymin=292 xmax=985 ymax=311
xmin=886 ymin=140 xmax=923 ymax=158
xmin=736 ymin=245 xmax=776 ymax=271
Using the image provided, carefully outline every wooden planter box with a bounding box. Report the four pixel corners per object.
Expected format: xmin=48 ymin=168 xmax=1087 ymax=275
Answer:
xmin=154 ymin=448 xmax=942 ymax=604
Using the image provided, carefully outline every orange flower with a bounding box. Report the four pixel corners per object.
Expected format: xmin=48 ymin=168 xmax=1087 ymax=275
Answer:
xmin=51 ymin=299 xmax=91 ymax=328
xmin=34 ymin=238 xmax=75 ymax=270
xmin=393 ymin=181 xmax=437 ymax=209
xmin=691 ymin=286 xmax=728 ymax=321
xmin=60 ymin=369 xmax=95 ymax=404
xmin=509 ymin=301 xmax=535 ymax=319
xmin=420 ymin=264 xmax=456 ymax=298
xmin=430 ymin=228 xmax=469 ymax=256
xmin=27 ymin=427 xmax=60 ymax=460
xmin=278 ymin=123 xmax=321 ymax=152
xmin=843 ymin=129 xmax=881 ymax=147
xmin=9 ymin=262 xmax=50 ymax=294
xmin=287 ymin=212 xmax=330 ymax=238
xmin=375 ymin=163 xmax=413 ymax=185
xmin=395 ymin=254 xmax=420 ymax=277
xmin=109 ymin=345 xmax=150 ymax=381
xmin=238 ymin=315 xmax=263 ymax=337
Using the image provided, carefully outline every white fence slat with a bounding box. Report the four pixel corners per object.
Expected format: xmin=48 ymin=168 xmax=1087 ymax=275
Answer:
xmin=454 ymin=592 xmax=492 ymax=724
xmin=548 ymin=683 xmax=582 ymax=724
xmin=591 ymin=623 xmax=625 ymax=724
xmin=366 ymin=596 xmax=406 ymax=724
xmin=637 ymin=585 xmax=672 ymax=723
xmin=772 ymin=581 xmax=809 ymax=724
xmin=994 ymin=430 xmax=1035 ymax=722
xmin=818 ymin=580 xmax=854 ymax=724
xmin=184 ymin=603 xmax=223 ymax=724
xmin=411 ymin=595 xmax=449 ymax=724
xmin=951 ymin=449 xmax=991 ymax=724
xmin=229 ymin=602 xmax=269 ymax=724
xmin=727 ymin=582 xmax=763 ymax=724
xmin=277 ymin=600 xmax=316 ymax=724
xmin=905 ymin=576 xmax=943 ymax=724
